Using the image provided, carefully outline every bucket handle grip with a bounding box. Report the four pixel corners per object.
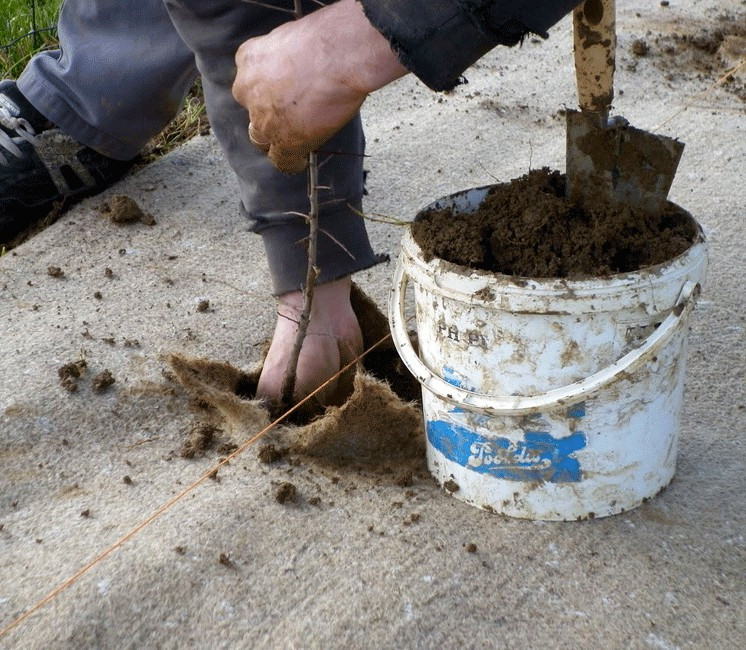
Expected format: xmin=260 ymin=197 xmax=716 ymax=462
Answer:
xmin=389 ymin=255 xmax=699 ymax=416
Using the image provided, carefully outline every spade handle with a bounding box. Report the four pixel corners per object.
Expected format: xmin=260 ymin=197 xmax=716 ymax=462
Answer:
xmin=573 ymin=0 xmax=616 ymax=118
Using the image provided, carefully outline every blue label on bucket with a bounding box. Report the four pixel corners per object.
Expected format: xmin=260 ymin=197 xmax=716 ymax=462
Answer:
xmin=442 ymin=366 xmax=474 ymax=414
xmin=427 ymin=420 xmax=586 ymax=483
xmin=443 ymin=366 xmax=471 ymax=389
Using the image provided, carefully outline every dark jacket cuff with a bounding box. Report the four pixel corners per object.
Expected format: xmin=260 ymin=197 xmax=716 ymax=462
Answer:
xmin=358 ymin=0 xmax=581 ymax=91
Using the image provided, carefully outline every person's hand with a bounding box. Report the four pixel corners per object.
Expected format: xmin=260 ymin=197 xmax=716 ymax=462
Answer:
xmin=232 ymin=0 xmax=407 ymax=174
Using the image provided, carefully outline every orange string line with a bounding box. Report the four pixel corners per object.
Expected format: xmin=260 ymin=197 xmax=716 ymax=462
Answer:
xmin=0 ymin=331 xmax=393 ymax=640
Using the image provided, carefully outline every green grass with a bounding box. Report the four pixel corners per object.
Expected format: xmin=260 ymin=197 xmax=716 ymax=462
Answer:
xmin=1 ymin=0 xmax=62 ymax=79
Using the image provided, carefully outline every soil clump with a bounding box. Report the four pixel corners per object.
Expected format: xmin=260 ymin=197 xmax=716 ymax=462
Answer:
xmin=443 ymin=479 xmax=460 ymax=494
xmin=47 ymin=266 xmax=64 ymax=278
xmin=275 ymin=482 xmax=298 ymax=504
xmin=100 ymin=195 xmax=156 ymax=226
xmin=92 ymin=369 xmax=115 ymax=393
xmin=58 ymin=359 xmax=87 ymax=392
xmin=181 ymin=424 xmax=221 ymax=459
xmin=258 ymin=444 xmax=288 ymax=464
xmin=412 ymin=168 xmax=697 ymax=278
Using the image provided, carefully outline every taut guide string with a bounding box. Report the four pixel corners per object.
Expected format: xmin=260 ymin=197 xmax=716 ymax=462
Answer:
xmin=0 ymin=332 xmax=394 ymax=640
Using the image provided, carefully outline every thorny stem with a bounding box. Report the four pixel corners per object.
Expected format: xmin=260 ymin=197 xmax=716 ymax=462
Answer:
xmin=277 ymin=1 xmax=322 ymax=408
xmin=279 ymin=151 xmax=319 ymax=406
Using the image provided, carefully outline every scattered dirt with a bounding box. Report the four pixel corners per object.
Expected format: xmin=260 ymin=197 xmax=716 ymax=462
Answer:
xmin=631 ymin=39 xmax=650 ymax=57
xmin=99 ymin=195 xmax=156 ymax=226
xmin=58 ymin=359 xmax=87 ymax=393
xmin=92 ymin=369 xmax=115 ymax=393
xmin=196 ymin=300 xmax=210 ymax=313
xmin=181 ymin=424 xmax=220 ymax=459
xmin=412 ymin=168 xmax=697 ymax=278
xmin=218 ymin=553 xmax=235 ymax=568
xmin=258 ymin=444 xmax=288 ymax=464
xmin=639 ymin=11 xmax=746 ymax=101
xmin=123 ymin=475 xmax=133 ymax=485
xmin=47 ymin=266 xmax=64 ymax=278
xmin=394 ymin=470 xmax=414 ymax=487
xmin=275 ymin=481 xmax=298 ymax=504
xmin=465 ymin=543 xmax=477 ymax=553
xmin=443 ymin=479 xmax=460 ymax=494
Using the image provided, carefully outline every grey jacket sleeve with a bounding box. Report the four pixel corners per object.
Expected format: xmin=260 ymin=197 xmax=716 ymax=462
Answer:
xmin=357 ymin=0 xmax=581 ymax=91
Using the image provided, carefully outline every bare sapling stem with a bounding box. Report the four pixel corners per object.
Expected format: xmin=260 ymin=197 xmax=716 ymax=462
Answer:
xmin=280 ymin=151 xmax=319 ymax=407
xmin=278 ymin=1 xmax=322 ymax=409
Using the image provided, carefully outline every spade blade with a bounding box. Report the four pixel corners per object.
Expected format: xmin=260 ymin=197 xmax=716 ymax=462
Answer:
xmin=566 ymin=109 xmax=685 ymax=216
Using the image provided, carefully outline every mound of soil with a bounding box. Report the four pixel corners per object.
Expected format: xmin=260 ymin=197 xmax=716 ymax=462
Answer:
xmin=412 ymin=168 xmax=697 ymax=278
xmin=168 ymin=285 xmax=425 ymax=476
xmin=291 ymin=371 xmax=425 ymax=470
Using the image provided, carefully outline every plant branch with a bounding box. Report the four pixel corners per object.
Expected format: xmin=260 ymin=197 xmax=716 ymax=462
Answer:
xmin=319 ymin=227 xmax=356 ymax=260
xmin=347 ymin=203 xmax=410 ymax=227
xmin=280 ymin=150 xmax=319 ymax=406
xmin=242 ymin=1 xmax=295 ymax=15
xmin=278 ymin=2 xmax=324 ymax=410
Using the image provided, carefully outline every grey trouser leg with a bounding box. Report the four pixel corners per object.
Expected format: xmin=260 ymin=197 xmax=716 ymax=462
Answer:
xmin=17 ymin=0 xmax=198 ymax=160
xmin=163 ymin=0 xmax=380 ymax=295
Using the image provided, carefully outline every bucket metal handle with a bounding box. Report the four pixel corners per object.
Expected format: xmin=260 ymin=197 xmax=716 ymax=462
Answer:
xmin=389 ymin=254 xmax=699 ymax=416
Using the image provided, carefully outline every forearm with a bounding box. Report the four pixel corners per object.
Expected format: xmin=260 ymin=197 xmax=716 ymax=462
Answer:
xmin=357 ymin=0 xmax=582 ymax=91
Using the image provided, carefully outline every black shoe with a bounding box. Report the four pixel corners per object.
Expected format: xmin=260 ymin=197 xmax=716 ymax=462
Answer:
xmin=0 ymin=80 xmax=134 ymax=243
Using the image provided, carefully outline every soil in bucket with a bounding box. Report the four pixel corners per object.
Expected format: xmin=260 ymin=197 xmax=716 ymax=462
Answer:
xmin=411 ymin=168 xmax=697 ymax=277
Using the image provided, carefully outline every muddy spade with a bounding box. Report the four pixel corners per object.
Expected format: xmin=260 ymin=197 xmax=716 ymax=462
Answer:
xmin=566 ymin=0 xmax=684 ymax=216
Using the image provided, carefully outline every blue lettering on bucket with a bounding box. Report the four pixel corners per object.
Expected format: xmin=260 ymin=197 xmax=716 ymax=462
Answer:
xmin=427 ymin=420 xmax=586 ymax=483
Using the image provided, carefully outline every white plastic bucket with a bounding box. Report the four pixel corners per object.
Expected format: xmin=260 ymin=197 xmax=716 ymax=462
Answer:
xmin=389 ymin=186 xmax=707 ymax=520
